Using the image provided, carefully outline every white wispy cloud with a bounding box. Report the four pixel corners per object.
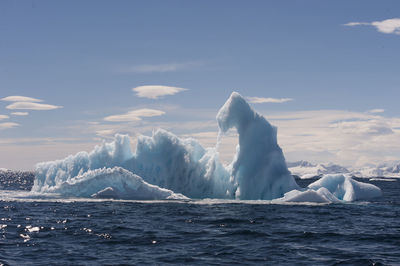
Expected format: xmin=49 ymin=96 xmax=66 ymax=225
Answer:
xmin=247 ymin=96 xmax=293 ymax=104
xmin=11 ymin=112 xmax=29 ymax=116
xmin=368 ymin=109 xmax=384 ymax=114
xmin=6 ymin=102 xmax=63 ymax=111
xmin=1 ymin=96 xmax=43 ymax=102
xmin=104 ymin=108 xmax=165 ymax=122
xmin=132 ymin=85 xmax=187 ymax=99
xmin=123 ymin=62 xmax=202 ymax=73
xmin=344 ymin=18 xmax=400 ymax=35
xmin=0 ymin=115 xmax=9 ymax=120
xmin=0 ymin=122 xmax=19 ymax=130
xmin=95 ymin=129 xmax=116 ymax=138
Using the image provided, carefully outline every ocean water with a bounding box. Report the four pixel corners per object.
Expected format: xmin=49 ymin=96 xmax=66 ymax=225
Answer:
xmin=0 ymin=175 xmax=399 ymax=265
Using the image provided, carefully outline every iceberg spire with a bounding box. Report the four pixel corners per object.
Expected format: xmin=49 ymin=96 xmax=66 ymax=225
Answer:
xmin=217 ymin=92 xmax=299 ymax=199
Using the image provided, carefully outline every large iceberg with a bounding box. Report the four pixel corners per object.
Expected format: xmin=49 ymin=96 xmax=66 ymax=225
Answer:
xmin=32 ymin=92 xmax=381 ymax=202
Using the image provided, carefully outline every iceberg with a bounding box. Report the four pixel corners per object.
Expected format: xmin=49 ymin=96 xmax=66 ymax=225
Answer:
xmin=32 ymin=92 xmax=381 ymax=202
xmin=280 ymin=174 xmax=382 ymax=203
xmin=308 ymin=174 xmax=382 ymax=201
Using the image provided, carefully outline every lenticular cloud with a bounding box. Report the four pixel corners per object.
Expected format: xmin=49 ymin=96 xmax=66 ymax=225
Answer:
xmin=32 ymin=92 xmax=381 ymax=202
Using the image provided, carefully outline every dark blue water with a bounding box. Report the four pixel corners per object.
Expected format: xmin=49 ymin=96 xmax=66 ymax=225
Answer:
xmin=0 ymin=173 xmax=399 ymax=265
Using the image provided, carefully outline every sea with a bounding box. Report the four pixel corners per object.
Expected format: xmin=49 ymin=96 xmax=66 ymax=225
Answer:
xmin=0 ymin=173 xmax=399 ymax=265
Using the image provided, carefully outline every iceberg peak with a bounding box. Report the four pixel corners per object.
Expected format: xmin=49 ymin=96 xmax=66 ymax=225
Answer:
xmin=217 ymin=91 xmax=298 ymax=199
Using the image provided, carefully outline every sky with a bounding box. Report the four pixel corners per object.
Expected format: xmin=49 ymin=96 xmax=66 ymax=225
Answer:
xmin=1 ymin=0 xmax=400 ymax=170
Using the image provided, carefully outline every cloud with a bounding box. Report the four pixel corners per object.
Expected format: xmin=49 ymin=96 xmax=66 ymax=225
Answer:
xmin=11 ymin=112 xmax=29 ymax=116
xmin=265 ymin=109 xmax=400 ymax=167
xmin=368 ymin=109 xmax=384 ymax=114
xmin=0 ymin=115 xmax=9 ymax=120
xmin=0 ymin=122 xmax=19 ymax=130
xmin=247 ymin=96 xmax=293 ymax=104
xmin=123 ymin=62 xmax=202 ymax=73
xmin=6 ymin=102 xmax=63 ymax=111
xmin=344 ymin=18 xmax=400 ymax=35
xmin=96 ymin=129 xmax=116 ymax=138
xmin=1 ymin=96 xmax=43 ymax=102
xmin=132 ymin=85 xmax=187 ymax=99
xmin=330 ymin=119 xmax=393 ymax=136
xmin=343 ymin=22 xmax=370 ymax=27
xmin=104 ymin=108 xmax=165 ymax=122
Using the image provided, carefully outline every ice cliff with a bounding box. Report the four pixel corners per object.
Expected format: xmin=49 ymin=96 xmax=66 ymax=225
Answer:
xmin=32 ymin=92 xmax=381 ymax=202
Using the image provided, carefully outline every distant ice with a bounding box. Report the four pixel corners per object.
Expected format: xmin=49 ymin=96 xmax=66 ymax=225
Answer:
xmin=350 ymin=162 xmax=400 ymax=178
xmin=288 ymin=161 xmax=349 ymax=179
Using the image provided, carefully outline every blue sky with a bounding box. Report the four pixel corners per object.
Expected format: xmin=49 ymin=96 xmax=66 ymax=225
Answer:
xmin=1 ymin=0 xmax=400 ymax=169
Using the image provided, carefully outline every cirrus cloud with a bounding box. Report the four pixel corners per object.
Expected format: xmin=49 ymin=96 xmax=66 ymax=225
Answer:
xmin=1 ymin=96 xmax=43 ymax=102
xmin=0 ymin=122 xmax=19 ymax=130
xmin=247 ymin=96 xmax=293 ymax=104
xmin=368 ymin=109 xmax=384 ymax=114
xmin=104 ymin=108 xmax=165 ymax=122
xmin=6 ymin=102 xmax=63 ymax=111
xmin=123 ymin=62 xmax=203 ymax=73
xmin=0 ymin=115 xmax=9 ymax=120
xmin=11 ymin=112 xmax=29 ymax=116
xmin=132 ymin=85 xmax=187 ymax=99
xmin=344 ymin=18 xmax=400 ymax=35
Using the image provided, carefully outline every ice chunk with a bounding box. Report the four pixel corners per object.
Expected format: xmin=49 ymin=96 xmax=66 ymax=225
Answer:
xmin=45 ymin=167 xmax=187 ymax=200
xmin=217 ymin=92 xmax=299 ymax=199
xmin=308 ymin=174 xmax=382 ymax=201
xmin=280 ymin=187 xmax=341 ymax=203
xmin=279 ymin=174 xmax=381 ymax=203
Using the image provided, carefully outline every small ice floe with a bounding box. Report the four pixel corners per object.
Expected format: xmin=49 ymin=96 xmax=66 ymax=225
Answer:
xmin=369 ymin=178 xmax=397 ymax=182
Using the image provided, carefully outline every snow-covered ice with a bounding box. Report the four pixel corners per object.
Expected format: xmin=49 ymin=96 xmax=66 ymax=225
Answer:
xmin=350 ymin=162 xmax=400 ymax=178
xmin=288 ymin=161 xmax=349 ymax=179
